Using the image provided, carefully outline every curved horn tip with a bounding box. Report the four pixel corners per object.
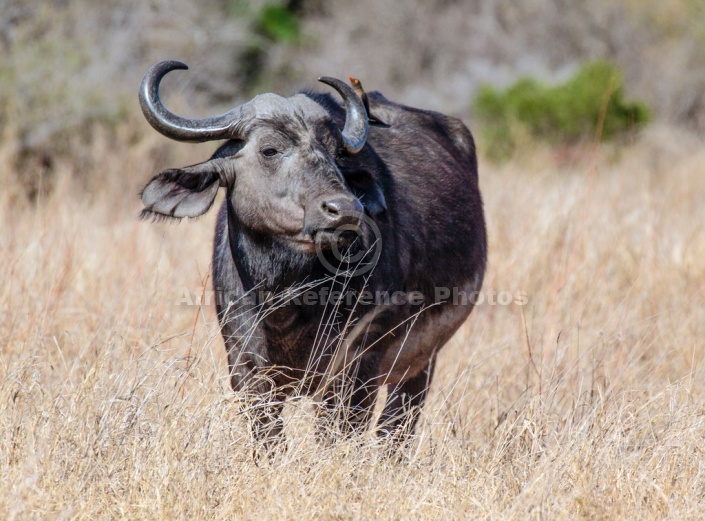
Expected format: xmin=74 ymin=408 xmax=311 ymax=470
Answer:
xmin=318 ymin=76 xmax=350 ymax=89
xmin=140 ymin=61 xmax=189 ymax=95
xmin=170 ymin=60 xmax=188 ymax=69
xmin=154 ymin=60 xmax=189 ymax=71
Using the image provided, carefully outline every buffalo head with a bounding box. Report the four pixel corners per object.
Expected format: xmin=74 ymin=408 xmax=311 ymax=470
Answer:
xmin=138 ymin=61 xmax=386 ymax=253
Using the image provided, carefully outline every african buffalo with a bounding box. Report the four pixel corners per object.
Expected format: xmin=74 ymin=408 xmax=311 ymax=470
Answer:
xmin=139 ymin=60 xmax=486 ymax=448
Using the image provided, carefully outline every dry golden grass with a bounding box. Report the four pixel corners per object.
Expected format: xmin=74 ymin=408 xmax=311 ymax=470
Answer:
xmin=2 ymin=123 xmax=705 ymax=520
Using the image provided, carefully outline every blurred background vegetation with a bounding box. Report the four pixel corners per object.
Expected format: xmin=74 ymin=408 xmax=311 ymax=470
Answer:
xmin=1 ymin=0 xmax=703 ymax=197
xmin=474 ymin=61 xmax=652 ymax=160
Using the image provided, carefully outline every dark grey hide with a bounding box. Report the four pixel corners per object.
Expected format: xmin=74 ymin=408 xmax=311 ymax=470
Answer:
xmin=139 ymin=61 xmax=487 ymax=448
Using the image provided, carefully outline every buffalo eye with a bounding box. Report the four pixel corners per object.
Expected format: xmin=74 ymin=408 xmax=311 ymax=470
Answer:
xmin=261 ymin=147 xmax=279 ymax=158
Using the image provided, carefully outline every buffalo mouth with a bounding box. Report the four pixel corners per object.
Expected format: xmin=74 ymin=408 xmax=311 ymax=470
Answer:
xmin=282 ymin=227 xmax=362 ymax=254
xmin=284 ymin=234 xmax=317 ymax=253
xmin=313 ymin=227 xmax=360 ymax=251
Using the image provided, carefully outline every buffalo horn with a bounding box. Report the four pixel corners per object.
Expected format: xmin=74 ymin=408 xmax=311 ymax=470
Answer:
xmin=318 ymin=76 xmax=369 ymax=154
xmin=139 ymin=60 xmax=248 ymax=143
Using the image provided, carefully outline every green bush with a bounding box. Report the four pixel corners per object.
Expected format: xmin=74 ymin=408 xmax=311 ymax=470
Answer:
xmin=473 ymin=61 xmax=651 ymax=160
xmin=256 ymin=3 xmax=300 ymax=43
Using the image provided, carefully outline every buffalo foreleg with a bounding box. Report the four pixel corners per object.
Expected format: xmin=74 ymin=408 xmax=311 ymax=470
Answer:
xmin=316 ymin=368 xmax=379 ymax=441
xmin=242 ymin=396 xmax=286 ymax=457
xmin=377 ymin=354 xmax=436 ymax=446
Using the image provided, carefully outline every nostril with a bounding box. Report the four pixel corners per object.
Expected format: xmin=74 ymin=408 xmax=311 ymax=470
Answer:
xmin=322 ymin=199 xmax=341 ymax=216
xmin=318 ymin=196 xmax=363 ymax=228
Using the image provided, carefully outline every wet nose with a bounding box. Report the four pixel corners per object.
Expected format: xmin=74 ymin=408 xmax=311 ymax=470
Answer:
xmin=320 ymin=196 xmax=364 ymax=228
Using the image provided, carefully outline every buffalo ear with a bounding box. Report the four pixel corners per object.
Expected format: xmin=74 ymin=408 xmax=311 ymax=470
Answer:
xmin=140 ymin=161 xmax=223 ymax=219
xmin=345 ymin=171 xmax=387 ymax=216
